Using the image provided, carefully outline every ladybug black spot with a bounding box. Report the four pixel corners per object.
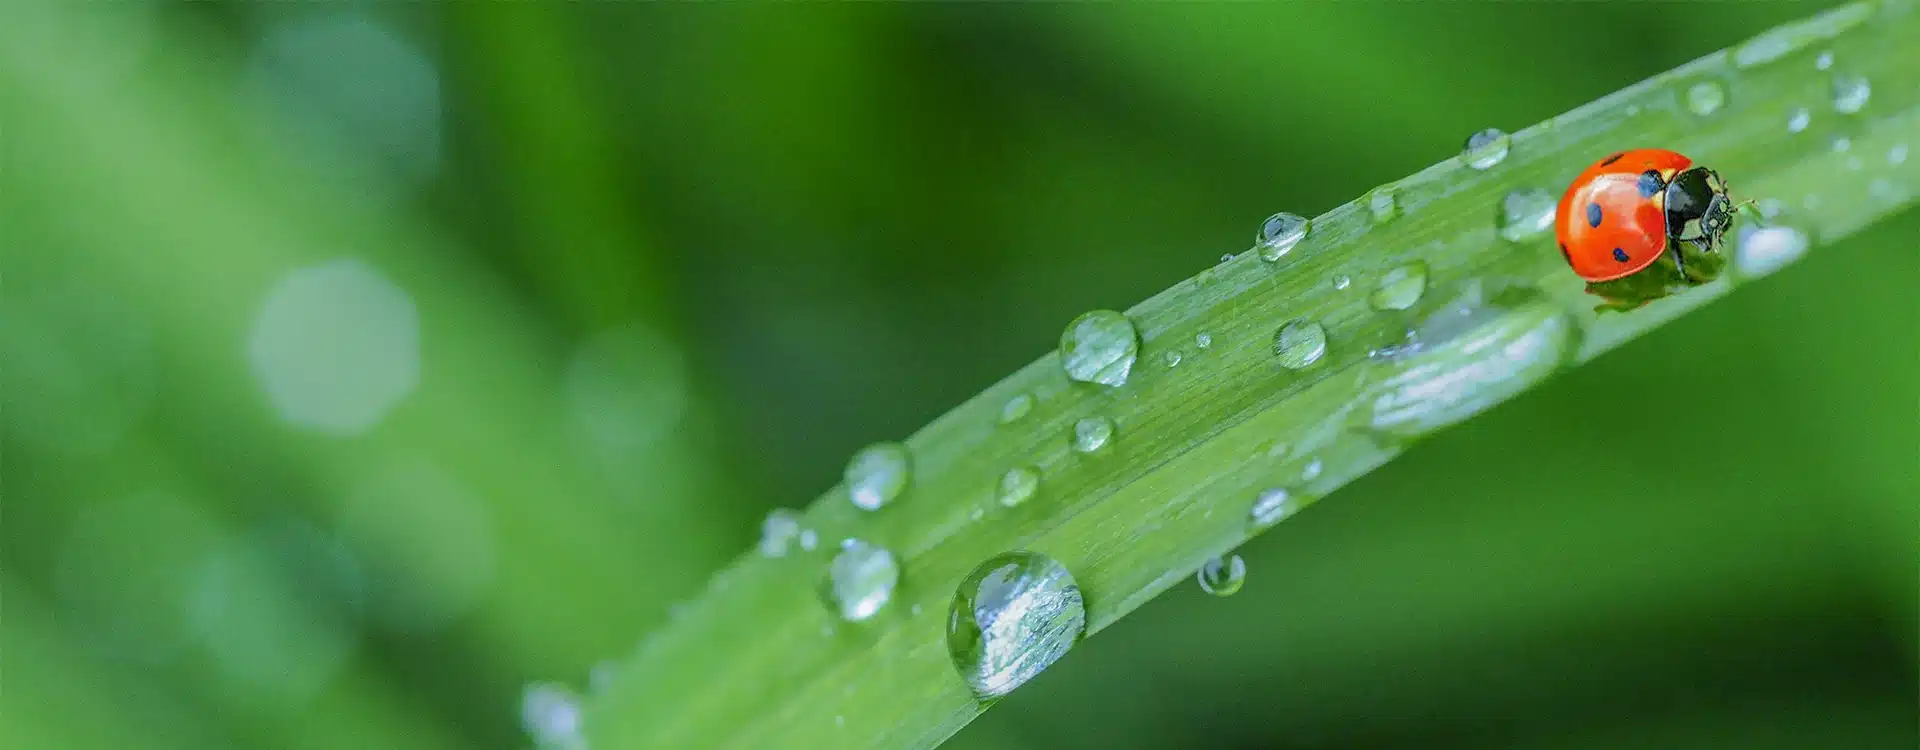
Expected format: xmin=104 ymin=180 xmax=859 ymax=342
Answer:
xmin=1637 ymin=171 xmax=1664 ymax=198
xmin=1600 ymin=152 xmax=1625 ymax=166
xmin=1586 ymin=203 xmax=1603 ymax=228
xmin=1613 ymin=248 xmax=1630 ymax=263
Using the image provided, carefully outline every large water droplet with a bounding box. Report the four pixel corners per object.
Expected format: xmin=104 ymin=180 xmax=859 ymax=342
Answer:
xmin=522 ymin=682 xmax=588 ymax=750
xmin=1685 ymin=81 xmax=1727 ymax=116
xmin=1832 ymin=74 xmax=1871 ymax=114
xmin=998 ymin=394 xmax=1035 ymax=424
xmin=1734 ymin=226 xmax=1810 ymax=279
xmin=1370 ymin=262 xmax=1429 ymax=311
xmin=997 ymin=467 xmax=1040 ymax=508
xmin=1256 ymin=213 xmax=1311 ymax=262
xmin=1059 ymin=310 xmax=1139 ymax=387
xmin=1461 ymin=128 xmax=1511 ymax=170
xmin=1272 ymin=321 xmax=1328 ymax=370
xmin=759 ymin=508 xmax=803 ymax=557
xmin=1070 ymin=416 xmax=1115 ymax=455
xmin=946 ymin=552 xmax=1086 ymax=699
xmin=1367 ymin=187 xmax=1399 ymax=223
xmin=1496 ymin=188 xmax=1557 ymax=243
xmin=822 ymin=539 xmax=899 ymax=622
xmin=1786 ymin=107 xmax=1811 ymax=133
xmin=1358 ymin=284 xmax=1581 ymax=440
xmin=845 ymin=442 xmax=911 ymax=511
xmin=1250 ymin=488 xmax=1300 ymax=529
xmin=1195 ymin=555 xmax=1246 ymax=597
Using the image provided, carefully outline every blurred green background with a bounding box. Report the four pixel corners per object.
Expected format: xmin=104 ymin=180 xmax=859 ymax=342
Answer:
xmin=5 ymin=2 xmax=1914 ymax=749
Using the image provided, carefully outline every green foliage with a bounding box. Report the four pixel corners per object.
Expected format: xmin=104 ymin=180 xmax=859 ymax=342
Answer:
xmin=587 ymin=4 xmax=1919 ymax=748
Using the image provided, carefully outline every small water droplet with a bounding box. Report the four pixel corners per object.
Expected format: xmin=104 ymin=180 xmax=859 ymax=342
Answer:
xmin=1194 ymin=332 xmax=1213 ymax=349
xmin=1815 ymin=50 xmax=1834 ymax=70
xmin=1461 ymin=128 xmax=1511 ymax=170
xmin=1890 ymin=143 xmax=1909 ymax=165
xmin=799 ymin=529 xmax=819 ymax=551
xmin=1357 ymin=283 xmax=1582 ymax=440
xmin=1369 ymin=262 xmax=1429 ymax=311
xmin=1832 ymin=74 xmax=1871 ymax=114
xmin=822 ymin=539 xmax=899 ymax=622
xmin=1367 ymin=187 xmax=1399 ymax=223
xmin=1331 ymin=275 xmax=1352 ymax=291
xmin=522 ymin=682 xmax=587 ymax=750
xmin=911 ymin=603 xmax=924 ymax=616
xmin=1219 ymin=253 xmax=1236 ymax=264
xmin=946 ymin=552 xmax=1086 ymax=699
xmin=1163 ymin=350 xmax=1183 ymax=368
xmin=1685 ymin=81 xmax=1727 ymax=116
xmin=1070 ymin=416 xmax=1115 ymax=455
xmin=1496 ymin=188 xmax=1557 ymax=243
xmin=1059 ymin=310 xmax=1139 ymax=387
xmin=1195 ymin=555 xmax=1246 ymax=597
xmin=1786 ymin=107 xmax=1811 ymax=133
xmin=1734 ymin=225 xmax=1810 ymax=279
xmin=1250 ymin=488 xmax=1298 ymax=528
xmin=1300 ymin=458 xmax=1325 ymax=482
xmin=834 ymin=715 xmax=845 ymax=728
xmin=969 ymin=507 xmax=984 ymax=521
xmin=1832 ymin=136 xmax=1852 ymax=152
xmin=999 ymin=394 xmax=1035 ymax=424
xmin=1272 ymin=321 xmax=1328 ymax=370
xmin=845 ymin=442 xmax=912 ymax=511
xmin=997 ymin=467 xmax=1040 ymax=508
xmin=1256 ymin=213 xmax=1311 ymax=262
xmin=759 ymin=508 xmax=803 ymax=557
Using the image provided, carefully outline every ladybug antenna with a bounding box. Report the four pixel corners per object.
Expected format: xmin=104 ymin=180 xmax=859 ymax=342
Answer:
xmin=1733 ymin=199 xmax=1769 ymax=227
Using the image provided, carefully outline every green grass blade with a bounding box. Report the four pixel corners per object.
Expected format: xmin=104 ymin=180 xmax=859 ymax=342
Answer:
xmin=587 ymin=4 xmax=1918 ymax=748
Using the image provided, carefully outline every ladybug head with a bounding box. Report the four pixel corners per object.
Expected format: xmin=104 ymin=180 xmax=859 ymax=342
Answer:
xmin=1665 ymin=167 xmax=1734 ymax=248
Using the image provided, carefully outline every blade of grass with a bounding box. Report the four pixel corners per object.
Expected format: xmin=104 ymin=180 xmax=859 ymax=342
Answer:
xmin=595 ymin=4 xmax=1920 ymax=748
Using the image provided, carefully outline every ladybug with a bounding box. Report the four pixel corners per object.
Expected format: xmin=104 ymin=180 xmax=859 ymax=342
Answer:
xmin=1554 ymin=148 xmax=1738 ymax=313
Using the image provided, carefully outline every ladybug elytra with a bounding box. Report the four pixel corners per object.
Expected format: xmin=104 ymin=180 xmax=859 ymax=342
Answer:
xmin=1554 ymin=148 xmax=1738 ymax=312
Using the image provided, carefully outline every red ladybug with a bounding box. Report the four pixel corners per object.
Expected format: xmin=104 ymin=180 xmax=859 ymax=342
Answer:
xmin=1554 ymin=148 xmax=1738 ymax=312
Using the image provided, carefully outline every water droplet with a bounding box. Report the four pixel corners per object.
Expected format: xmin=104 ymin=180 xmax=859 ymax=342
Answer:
xmin=1369 ymin=263 xmax=1429 ymax=311
xmin=1357 ymin=284 xmax=1582 ymax=440
xmin=1195 ymin=555 xmax=1246 ymax=597
xmin=1890 ymin=144 xmax=1909 ymax=165
xmin=1272 ymin=321 xmax=1328 ymax=370
xmin=1300 ymin=458 xmax=1325 ymax=482
xmin=1194 ymin=332 xmax=1213 ymax=349
xmin=1832 ymin=136 xmax=1853 ymax=152
xmin=845 ymin=442 xmax=911 ymax=511
xmin=1832 ymin=74 xmax=1871 ymax=114
xmin=1162 ymin=350 xmax=1183 ymax=368
xmin=1786 ymin=107 xmax=1811 ymax=133
xmin=1496 ymin=188 xmax=1557 ymax=243
xmin=1256 ymin=213 xmax=1311 ymax=262
xmin=999 ymin=394 xmax=1035 ymax=424
xmin=759 ymin=508 xmax=803 ymax=557
xmin=1734 ymin=226 xmax=1810 ymax=279
xmin=799 ymin=529 xmax=819 ymax=551
xmin=1815 ymin=50 xmax=1834 ymax=70
xmin=1461 ymin=128 xmax=1511 ymax=170
xmin=946 ymin=552 xmax=1086 ymax=699
xmin=1331 ymin=275 xmax=1352 ymax=291
xmin=822 ymin=539 xmax=899 ymax=622
xmin=1685 ymin=81 xmax=1726 ymax=116
xmin=1250 ymin=488 xmax=1299 ymax=528
xmin=835 ymin=715 xmax=845 ymax=728
xmin=997 ymin=467 xmax=1040 ymax=508
xmin=1624 ymin=104 xmax=1641 ymax=117
xmin=911 ymin=603 xmax=924 ymax=616
xmin=969 ymin=507 xmax=984 ymax=521
xmin=1367 ymin=187 xmax=1399 ymax=223
xmin=1059 ymin=310 xmax=1139 ymax=387
xmin=522 ymin=682 xmax=587 ymax=750
xmin=1219 ymin=253 xmax=1236 ymax=264
xmin=1070 ymin=416 xmax=1115 ymax=455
